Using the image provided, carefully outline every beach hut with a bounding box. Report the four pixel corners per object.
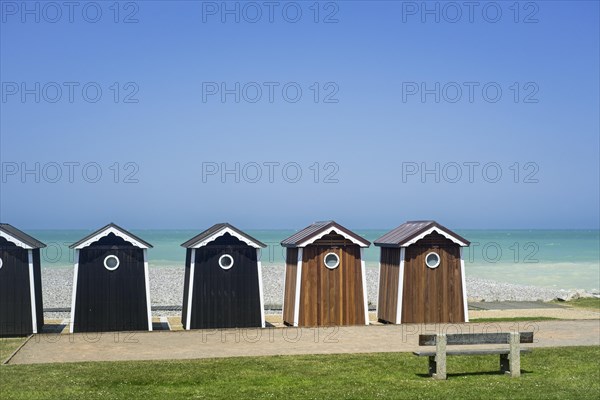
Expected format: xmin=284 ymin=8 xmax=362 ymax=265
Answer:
xmin=69 ymin=223 xmax=153 ymax=333
xmin=281 ymin=221 xmax=371 ymax=327
xmin=374 ymin=221 xmax=470 ymax=324
xmin=181 ymin=223 xmax=267 ymax=329
xmin=0 ymin=224 xmax=46 ymax=337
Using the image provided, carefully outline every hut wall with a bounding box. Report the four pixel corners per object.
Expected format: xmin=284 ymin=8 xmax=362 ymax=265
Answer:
xmin=74 ymin=235 xmax=148 ymax=332
xmin=401 ymin=232 xmax=464 ymax=323
xmin=298 ymin=241 xmax=365 ymax=326
xmin=0 ymin=239 xmax=33 ymax=336
xmin=188 ymin=234 xmax=261 ymax=329
xmin=377 ymin=247 xmax=401 ymax=323
xmin=282 ymin=248 xmax=298 ymax=325
xmin=32 ymin=249 xmax=44 ymax=332
xmin=181 ymin=248 xmax=192 ymax=329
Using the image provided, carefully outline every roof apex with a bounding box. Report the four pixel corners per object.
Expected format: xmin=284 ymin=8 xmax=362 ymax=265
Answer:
xmin=181 ymin=223 xmax=266 ymax=249
xmin=0 ymin=223 xmax=46 ymax=249
xmin=281 ymin=220 xmax=370 ymax=248
xmin=374 ymin=221 xmax=469 ymax=247
xmin=69 ymin=223 xmax=153 ymax=249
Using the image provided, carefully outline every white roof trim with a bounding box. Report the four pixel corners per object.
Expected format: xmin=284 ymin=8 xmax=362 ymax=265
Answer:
xmin=296 ymin=227 xmax=369 ymax=248
xmin=0 ymin=230 xmax=33 ymax=249
xmin=73 ymin=226 xmax=150 ymax=249
xmin=401 ymin=226 xmax=468 ymax=247
xmin=188 ymin=227 xmax=262 ymax=249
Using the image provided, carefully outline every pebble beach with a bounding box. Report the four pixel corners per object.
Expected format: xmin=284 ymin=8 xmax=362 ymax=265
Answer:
xmin=41 ymin=265 xmax=595 ymax=318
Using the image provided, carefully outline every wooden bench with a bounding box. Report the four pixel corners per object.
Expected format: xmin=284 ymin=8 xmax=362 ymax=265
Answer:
xmin=414 ymin=332 xmax=533 ymax=379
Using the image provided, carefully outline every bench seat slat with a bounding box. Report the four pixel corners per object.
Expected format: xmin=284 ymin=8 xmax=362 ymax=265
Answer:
xmin=419 ymin=332 xmax=534 ymax=346
xmin=413 ymin=349 xmax=532 ymax=357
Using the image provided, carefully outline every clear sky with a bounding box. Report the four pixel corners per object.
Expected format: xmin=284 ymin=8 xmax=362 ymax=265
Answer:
xmin=1 ymin=1 xmax=599 ymax=229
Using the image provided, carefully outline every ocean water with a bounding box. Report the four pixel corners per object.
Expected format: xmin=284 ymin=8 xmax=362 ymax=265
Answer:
xmin=27 ymin=229 xmax=600 ymax=292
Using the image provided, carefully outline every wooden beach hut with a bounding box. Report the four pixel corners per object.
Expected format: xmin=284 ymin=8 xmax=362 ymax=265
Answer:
xmin=181 ymin=223 xmax=267 ymax=330
xmin=374 ymin=221 xmax=470 ymax=324
xmin=0 ymin=224 xmax=45 ymax=336
xmin=281 ymin=221 xmax=371 ymax=327
xmin=69 ymin=223 xmax=153 ymax=333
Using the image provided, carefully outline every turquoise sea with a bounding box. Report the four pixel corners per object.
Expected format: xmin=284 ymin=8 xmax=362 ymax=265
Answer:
xmin=28 ymin=229 xmax=600 ymax=292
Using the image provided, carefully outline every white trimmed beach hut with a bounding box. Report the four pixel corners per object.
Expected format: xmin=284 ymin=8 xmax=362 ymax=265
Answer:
xmin=181 ymin=223 xmax=267 ymax=330
xmin=375 ymin=221 xmax=470 ymax=324
xmin=69 ymin=223 xmax=153 ymax=333
xmin=0 ymin=224 xmax=46 ymax=336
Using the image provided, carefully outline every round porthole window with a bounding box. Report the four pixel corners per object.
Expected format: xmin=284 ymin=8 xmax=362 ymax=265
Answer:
xmin=218 ymin=254 xmax=234 ymax=270
xmin=324 ymin=252 xmax=340 ymax=269
xmin=0 ymin=257 xmax=3 ymax=270
xmin=425 ymin=252 xmax=440 ymax=269
xmin=104 ymin=255 xmax=120 ymax=271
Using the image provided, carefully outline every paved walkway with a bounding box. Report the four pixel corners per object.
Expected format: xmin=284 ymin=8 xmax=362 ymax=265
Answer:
xmin=8 ymin=320 xmax=600 ymax=365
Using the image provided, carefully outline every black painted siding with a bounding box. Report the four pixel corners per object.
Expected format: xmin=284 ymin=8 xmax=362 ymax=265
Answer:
xmin=0 ymin=239 xmax=33 ymax=337
xmin=73 ymin=235 xmax=148 ymax=333
xmin=187 ymin=234 xmax=262 ymax=329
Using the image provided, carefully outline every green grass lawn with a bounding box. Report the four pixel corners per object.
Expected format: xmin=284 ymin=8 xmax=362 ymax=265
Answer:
xmin=0 ymin=337 xmax=27 ymax=362
xmin=1 ymin=347 xmax=599 ymax=399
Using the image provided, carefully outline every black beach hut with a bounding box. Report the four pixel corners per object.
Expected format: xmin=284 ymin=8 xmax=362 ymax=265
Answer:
xmin=181 ymin=223 xmax=267 ymax=330
xmin=375 ymin=221 xmax=470 ymax=324
xmin=69 ymin=223 xmax=153 ymax=333
xmin=0 ymin=224 xmax=46 ymax=336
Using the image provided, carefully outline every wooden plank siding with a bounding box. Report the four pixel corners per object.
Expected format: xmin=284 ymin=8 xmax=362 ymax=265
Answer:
xmin=401 ymin=232 xmax=465 ymax=323
xmin=377 ymin=247 xmax=400 ymax=323
xmin=282 ymin=248 xmax=298 ymax=325
xmin=73 ymin=234 xmax=149 ymax=333
xmin=183 ymin=234 xmax=262 ymax=330
xmin=0 ymin=239 xmax=33 ymax=337
xmin=297 ymin=242 xmax=365 ymax=326
xmin=75 ymin=245 xmax=149 ymax=332
xmin=190 ymin=243 xmax=261 ymax=329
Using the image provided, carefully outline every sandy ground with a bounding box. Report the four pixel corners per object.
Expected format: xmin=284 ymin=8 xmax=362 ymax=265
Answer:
xmin=33 ymin=306 xmax=600 ymax=336
xmin=7 ymin=319 xmax=599 ymax=365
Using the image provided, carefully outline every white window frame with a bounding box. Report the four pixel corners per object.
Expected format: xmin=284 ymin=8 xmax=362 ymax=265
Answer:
xmin=104 ymin=254 xmax=120 ymax=271
xmin=218 ymin=254 xmax=234 ymax=270
xmin=324 ymin=252 xmax=340 ymax=270
xmin=425 ymin=251 xmax=441 ymax=269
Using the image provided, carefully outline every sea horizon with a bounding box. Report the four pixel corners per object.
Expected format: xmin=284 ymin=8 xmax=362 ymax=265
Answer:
xmin=24 ymin=228 xmax=600 ymax=292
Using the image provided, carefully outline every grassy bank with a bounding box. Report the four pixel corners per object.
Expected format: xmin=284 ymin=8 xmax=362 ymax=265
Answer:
xmin=470 ymin=317 xmax=559 ymax=322
xmin=1 ymin=347 xmax=599 ymax=399
xmin=558 ymin=298 xmax=600 ymax=310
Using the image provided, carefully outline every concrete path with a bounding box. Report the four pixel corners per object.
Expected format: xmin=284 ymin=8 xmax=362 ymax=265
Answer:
xmin=8 ymin=320 xmax=600 ymax=365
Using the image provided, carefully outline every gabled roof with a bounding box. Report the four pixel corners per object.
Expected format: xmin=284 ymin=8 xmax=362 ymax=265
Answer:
xmin=374 ymin=221 xmax=469 ymax=248
xmin=181 ymin=223 xmax=266 ymax=249
xmin=69 ymin=223 xmax=153 ymax=249
xmin=281 ymin=221 xmax=370 ymax=248
xmin=0 ymin=223 xmax=46 ymax=249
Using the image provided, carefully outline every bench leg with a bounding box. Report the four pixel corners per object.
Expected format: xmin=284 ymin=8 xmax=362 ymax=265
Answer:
xmin=428 ymin=356 xmax=436 ymax=377
xmin=433 ymin=334 xmax=447 ymax=380
xmin=509 ymin=333 xmax=521 ymax=378
xmin=500 ymin=354 xmax=510 ymax=374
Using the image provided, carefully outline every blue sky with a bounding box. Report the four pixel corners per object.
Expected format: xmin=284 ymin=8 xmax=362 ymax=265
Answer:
xmin=1 ymin=1 xmax=599 ymax=229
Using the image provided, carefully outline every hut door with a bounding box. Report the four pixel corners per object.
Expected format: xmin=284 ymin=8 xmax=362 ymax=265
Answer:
xmin=0 ymin=245 xmax=33 ymax=336
xmin=192 ymin=245 xmax=261 ymax=329
xmin=402 ymin=244 xmax=464 ymax=323
xmin=300 ymin=245 xmax=365 ymax=326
